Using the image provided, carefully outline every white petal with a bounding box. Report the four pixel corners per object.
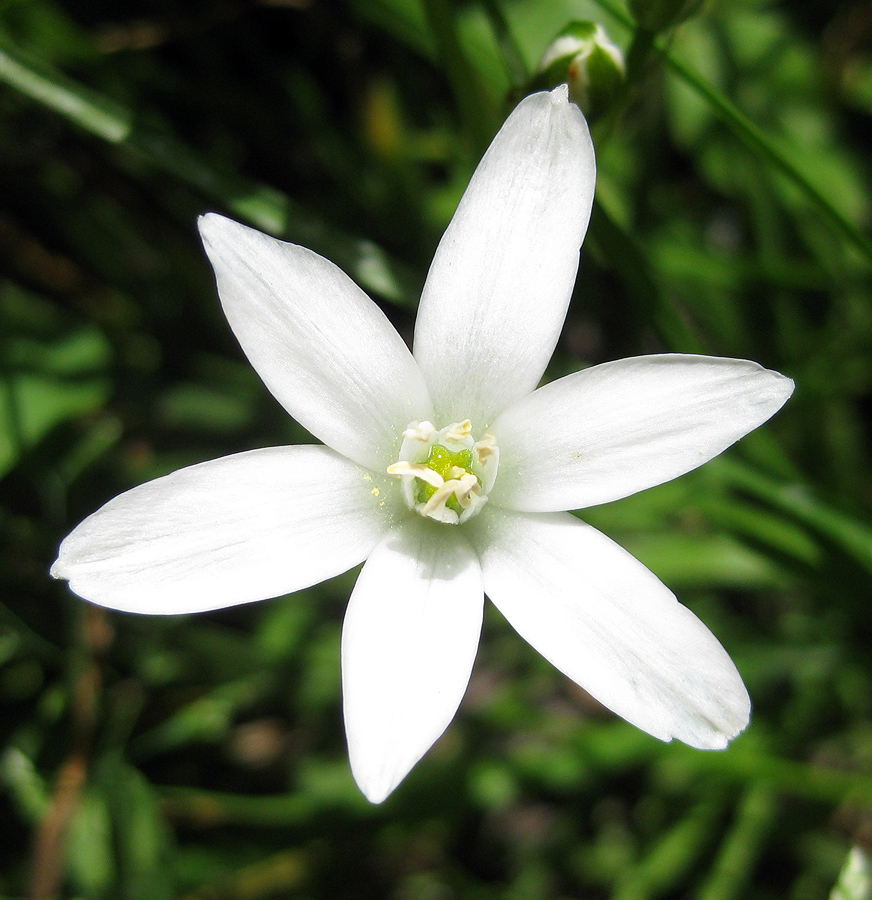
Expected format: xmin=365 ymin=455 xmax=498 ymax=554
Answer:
xmin=491 ymin=354 xmax=794 ymax=511
xmin=341 ymin=520 xmax=483 ymax=803
xmin=468 ymin=508 xmax=750 ymax=747
xmin=199 ymin=214 xmax=433 ymax=470
xmin=52 ymin=446 xmax=397 ymax=614
xmin=413 ymin=86 xmax=596 ymax=428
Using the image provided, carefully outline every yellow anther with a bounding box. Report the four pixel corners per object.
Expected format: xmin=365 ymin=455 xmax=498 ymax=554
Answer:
xmin=474 ymin=434 xmax=497 ymax=462
xmin=444 ymin=420 xmax=473 ymax=442
xmin=387 ymin=461 xmax=444 ymax=488
xmin=403 ymin=421 xmax=436 ymax=441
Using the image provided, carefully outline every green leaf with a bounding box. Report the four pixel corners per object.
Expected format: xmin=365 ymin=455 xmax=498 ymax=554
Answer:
xmin=421 ymin=0 xmax=497 ymax=154
xmin=130 ymin=673 xmax=271 ymax=757
xmin=612 ymin=795 xmax=723 ymax=900
xmin=0 ymin=745 xmax=50 ymax=822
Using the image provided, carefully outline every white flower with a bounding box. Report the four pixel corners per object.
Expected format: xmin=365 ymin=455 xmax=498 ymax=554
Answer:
xmin=51 ymin=86 xmax=793 ymax=804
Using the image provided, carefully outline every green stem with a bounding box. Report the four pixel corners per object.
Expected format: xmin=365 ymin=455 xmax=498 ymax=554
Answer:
xmin=158 ymin=784 xmax=372 ymax=827
xmin=594 ymin=24 xmax=657 ymax=147
xmin=668 ymin=740 xmax=872 ymax=806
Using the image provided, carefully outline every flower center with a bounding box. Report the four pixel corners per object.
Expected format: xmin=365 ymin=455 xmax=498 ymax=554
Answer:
xmin=387 ymin=420 xmax=499 ymax=524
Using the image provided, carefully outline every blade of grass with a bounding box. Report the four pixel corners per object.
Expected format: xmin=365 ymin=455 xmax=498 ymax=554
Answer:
xmin=696 ymin=784 xmax=778 ymax=900
xmin=480 ymin=0 xmax=529 ymax=92
xmin=590 ymin=0 xmax=872 ymax=265
xmin=158 ymin=781 xmax=372 ymax=828
xmin=714 ymin=457 xmax=872 ymax=577
xmin=421 ymin=0 xmax=497 ymax=154
xmin=588 ymin=200 xmax=707 ymax=353
xmin=177 ymin=850 xmax=307 ymax=900
xmin=666 ymin=739 xmax=872 ymax=806
xmin=0 ymin=38 xmax=422 ymax=306
xmin=663 ymin=52 xmax=872 ymax=265
xmin=613 ymin=794 xmax=724 ymax=900
xmin=0 ymin=35 xmax=129 ymax=142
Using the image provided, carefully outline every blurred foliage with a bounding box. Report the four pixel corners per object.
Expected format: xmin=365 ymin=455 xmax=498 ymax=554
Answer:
xmin=1 ymin=0 xmax=872 ymax=898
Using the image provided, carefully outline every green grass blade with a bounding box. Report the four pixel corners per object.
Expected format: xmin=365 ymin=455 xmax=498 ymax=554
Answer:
xmin=0 ymin=38 xmax=421 ymax=306
xmin=590 ymin=0 xmax=872 ymax=264
xmin=0 ymin=37 xmax=130 ymax=142
xmin=715 ymin=458 xmax=872 ymax=576
xmin=696 ymin=784 xmax=778 ymax=900
xmin=480 ymin=0 xmax=529 ymax=91
xmin=421 ymin=0 xmax=497 ymax=154
xmin=663 ymin=52 xmax=872 ymax=265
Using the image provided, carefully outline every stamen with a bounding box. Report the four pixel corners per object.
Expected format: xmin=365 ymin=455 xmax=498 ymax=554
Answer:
xmin=421 ymin=483 xmax=458 ymax=516
xmin=452 ymin=472 xmax=481 ymax=506
xmin=387 ymin=461 xmax=444 ymax=488
xmin=444 ymin=420 xmax=473 ymax=443
xmin=403 ymin=421 xmax=436 ymax=441
xmin=388 ymin=419 xmax=499 ymax=524
xmin=474 ymin=434 xmax=497 ymax=462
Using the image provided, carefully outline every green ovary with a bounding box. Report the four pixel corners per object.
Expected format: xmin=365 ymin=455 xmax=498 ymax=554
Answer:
xmin=414 ymin=444 xmax=478 ymax=514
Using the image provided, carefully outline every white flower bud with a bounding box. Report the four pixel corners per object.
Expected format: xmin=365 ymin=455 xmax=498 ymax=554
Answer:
xmin=537 ymin=22 xmax=625 ymax=121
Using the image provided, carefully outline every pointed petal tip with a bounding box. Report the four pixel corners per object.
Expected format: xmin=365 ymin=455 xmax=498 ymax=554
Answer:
xmin=196 ymin=210 xmax=216 ymax=233
xmin=46 ymin=447 xmax=390 ymax=616
xmin=197 ymin=213 xmax=266 ymax=259
xmin=686 ymin=719 xmax=747 ymax=751
xmin=413 ymin=81 xmax=595 ymax=423
xmin=492 ymin=354 xmax=795 ymax=512
xmin=353 ymin=768 xmax=400 ymax=805
xmin=550 ymin=83 xmax=570 ymax=103
xmin=753 ymin=364 xmax=795 ymax=420
xmin=197 ymin=211 xmax=238 ymax=248
xmin=472 ymin=510 xmax=754 ymax=755
xmin=346 ymin=728 xmax=412 ymax=805
xmin=49 ymin=557 xmax=65 ymax=581
xmin=776 ymin=371 xmax=796 ymax=403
